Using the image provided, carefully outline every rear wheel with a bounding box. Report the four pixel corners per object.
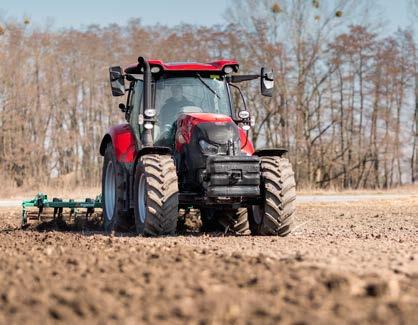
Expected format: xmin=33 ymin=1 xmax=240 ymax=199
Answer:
xmin=102 ymin=143 xmax=130 ymax=232
xmin=200 ymin=208 xmax=220 ymax=232
xmin=249 ymin=156 xmax=296 ymax=236
xmin=133 ymin=154 xmax=179 ymax=236
xmin=220 ymin=208 xmax=251 ymax=235
xmin=201 ymin=208 xmax=250 ymax=235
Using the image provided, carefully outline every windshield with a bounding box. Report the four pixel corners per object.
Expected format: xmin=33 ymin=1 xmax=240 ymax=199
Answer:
xmin=152 ymin=76 xmax=231 ymax=146
xmin=155 ymin=76 xmax=231 ymax=125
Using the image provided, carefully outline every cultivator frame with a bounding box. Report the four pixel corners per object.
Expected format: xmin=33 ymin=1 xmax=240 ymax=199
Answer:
xmin=21 ymin=193 xmax=102 ymax=227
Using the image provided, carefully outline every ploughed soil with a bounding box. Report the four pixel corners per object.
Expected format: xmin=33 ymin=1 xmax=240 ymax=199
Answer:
xmin=0 ymin=198 xmax=417 ymax=324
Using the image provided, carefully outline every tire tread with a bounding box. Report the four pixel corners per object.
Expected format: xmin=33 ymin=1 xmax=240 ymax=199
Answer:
xmin=251 ymin=156 xmax=296 ymax=236
xmin=134 ymin=154 xmax=179 ymax=236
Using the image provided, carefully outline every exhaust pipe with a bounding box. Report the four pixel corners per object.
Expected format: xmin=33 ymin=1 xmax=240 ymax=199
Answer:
xmin=138 ymin=56 xmax=153 ymax=147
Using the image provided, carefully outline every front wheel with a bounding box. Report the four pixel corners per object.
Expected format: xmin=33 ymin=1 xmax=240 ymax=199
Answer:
xmin=133 ymin=154 xmax=179 ymax=236
xmin=249 ymin=156 xmax=296 ymax=236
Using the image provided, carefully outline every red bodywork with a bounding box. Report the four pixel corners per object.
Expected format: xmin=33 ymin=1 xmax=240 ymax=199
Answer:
xmin=239 ymin=128 xmax=255 ymax=155
xmin=102 ymin=114 xmax=254 ymax=163
xmin=124 ymin=60 xmax=239 ymax=74
xmin=104 ymin=124 xmax=137 ymax=163
xmin=175 ymin=113 xmax=254 ymax=155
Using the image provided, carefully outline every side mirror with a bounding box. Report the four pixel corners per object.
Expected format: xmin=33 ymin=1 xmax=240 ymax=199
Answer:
xmin=109 ymin=66 xmax=125 ymax=96
xmin=260 ymin=67 xmax=274 ymax=97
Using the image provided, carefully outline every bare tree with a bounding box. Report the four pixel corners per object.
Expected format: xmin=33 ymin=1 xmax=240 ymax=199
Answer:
xmin=0 ymin=7 xmax=415 ymax=190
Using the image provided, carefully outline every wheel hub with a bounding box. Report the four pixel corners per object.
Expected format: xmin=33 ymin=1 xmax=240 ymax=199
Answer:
xmin=138 ymin=174 xmax=147 ymax=223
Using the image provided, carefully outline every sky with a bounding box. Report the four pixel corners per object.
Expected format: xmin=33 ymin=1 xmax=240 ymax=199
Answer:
xmin=0 ymin=0 xmax=415 ymax=34
xmin=0 ymin=0 xmax=228 ymax=28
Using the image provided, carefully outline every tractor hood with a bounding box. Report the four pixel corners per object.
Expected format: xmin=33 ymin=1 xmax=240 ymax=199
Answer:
xmin=174 ymin=112 xmax=255 ymax=193
xmin=175 ymin=113 xmax=240 ymax=152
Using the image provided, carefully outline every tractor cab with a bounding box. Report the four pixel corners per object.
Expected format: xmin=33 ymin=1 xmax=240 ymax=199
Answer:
xmin=102 ymin=57 xmax=295 ymax=237
xmin=109 ymin=59 xmax=273 ymax=149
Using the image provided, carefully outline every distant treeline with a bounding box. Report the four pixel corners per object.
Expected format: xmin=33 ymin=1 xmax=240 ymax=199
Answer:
xmin=0 ymin=0 xmax=416 ymax=189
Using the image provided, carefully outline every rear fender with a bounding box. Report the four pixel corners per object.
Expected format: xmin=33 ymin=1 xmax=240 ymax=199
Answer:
xmin=254 ymin=148 xmax=288 ymax=157
xmin=99 ymin=124 xmax=137 ymax=163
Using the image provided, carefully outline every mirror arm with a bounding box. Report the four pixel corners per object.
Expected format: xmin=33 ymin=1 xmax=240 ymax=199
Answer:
xmin=125 ymin=74 xmax=136 ymax=82
xmin=228 ymin=74 xmax=260 ymax=83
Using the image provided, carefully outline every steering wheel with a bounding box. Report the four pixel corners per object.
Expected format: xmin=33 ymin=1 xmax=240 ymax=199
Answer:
xmin=176 ymin=106 xmax=203 ymax=116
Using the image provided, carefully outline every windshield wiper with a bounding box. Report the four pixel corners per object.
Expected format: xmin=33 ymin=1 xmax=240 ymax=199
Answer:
xmin=196 ymin=73 xmax=220 ymax=99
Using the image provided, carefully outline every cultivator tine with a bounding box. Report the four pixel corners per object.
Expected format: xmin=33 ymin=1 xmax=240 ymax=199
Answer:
xmin=52 ymin=198 xmax=63 ymax=220
xmin=22 ymin=209 xmax=27 ymax=227
xmin=37 ymin=206 xmax=43 ymax=221
xmin=69 ymin=199 xmax=75 ymax=222
xmin=85 ymin=198 xmax=94 ymax=221
xmin=36 ymin=194 xmax=44 ymax=221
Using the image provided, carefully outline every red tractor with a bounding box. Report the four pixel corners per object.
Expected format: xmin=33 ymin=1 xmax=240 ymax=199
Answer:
xmin=100 ymin=57 xmax=296 ymax=236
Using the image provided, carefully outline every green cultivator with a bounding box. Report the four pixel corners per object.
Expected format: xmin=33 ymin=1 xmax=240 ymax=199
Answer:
xmin=21 ymin=193 xmax=102 ymax=227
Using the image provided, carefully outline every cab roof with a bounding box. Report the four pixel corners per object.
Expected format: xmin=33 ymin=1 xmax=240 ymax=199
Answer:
xmin=124 ymin=59 xmax=239 ymax=74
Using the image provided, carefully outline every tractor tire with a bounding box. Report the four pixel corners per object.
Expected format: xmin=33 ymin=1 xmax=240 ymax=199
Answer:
xmin=249 ymin=156 xmax=296 ymax=236
xmin=200 ymin=208 xmax=221 ymax=232
xmin=133 ymin=154 xmax=179 ymax=236
xmin=102 ymin=143 xmax=130 ymax=232
xmin=201 ymin=208 xmax=250 ymax=235
xmin=219 ymin=208 xmax=251 ymax=235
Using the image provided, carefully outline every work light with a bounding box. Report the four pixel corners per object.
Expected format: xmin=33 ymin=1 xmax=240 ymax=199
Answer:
xmin=238 ymin=111 xmax=250 ymax=119
xmin=223 ymin=66 xmax=234 ymax=74
xmin=151 ymin=66 xmax=161 ymax=73
xmin=199 ymin=139 xmax=219 ymax=155
xmin=144 ymin=109 xmax=156 ymax=117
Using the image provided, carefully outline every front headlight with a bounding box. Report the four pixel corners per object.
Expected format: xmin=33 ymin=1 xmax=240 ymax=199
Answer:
xmin=199 ymin=139 xmax=218 ymax=155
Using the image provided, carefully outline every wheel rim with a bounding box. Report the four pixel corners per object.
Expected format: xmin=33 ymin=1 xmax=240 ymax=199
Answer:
xmin=104 ymin=160 xmax=116 ymax=221
xmin=138 ymin=174 xmax=147 ymax=223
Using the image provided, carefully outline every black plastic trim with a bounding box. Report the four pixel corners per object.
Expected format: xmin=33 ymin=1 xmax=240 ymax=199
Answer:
xmin=99 ymin=134 xmax=112 ymax=156
xmin=205 ymin=155 xmax=260 ymax=198
xmin=254 ymin=148 xmax=288 ymax=157
xmin=137 ymin=146 xmax=171 ymax=157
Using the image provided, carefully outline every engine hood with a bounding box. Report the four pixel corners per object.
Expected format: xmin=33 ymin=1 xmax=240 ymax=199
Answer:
xmin=174 ymin=112 xmax=254 ymax=155
xmin=175 ymin=113 xmax=239 ymax=151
